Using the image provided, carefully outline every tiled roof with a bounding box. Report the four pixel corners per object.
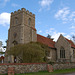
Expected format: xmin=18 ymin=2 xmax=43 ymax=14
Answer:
xmin=37 ymin=34 xmax=55 ymax=48
xmin=65 ymin=38 xmax=75 ymax=48
xmin=31 ymin=27 xmax=36 ymax=31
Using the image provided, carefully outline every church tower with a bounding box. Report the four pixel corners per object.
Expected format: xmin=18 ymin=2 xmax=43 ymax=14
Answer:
xmin=5 ymin=8 xmax=37 ymax=63
xmin=8 ymin=8 xmax=37 ymax=49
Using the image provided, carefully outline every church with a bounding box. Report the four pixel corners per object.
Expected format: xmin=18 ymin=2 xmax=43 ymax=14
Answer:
xmin=4 ymin=8 xmax=75 ymax=63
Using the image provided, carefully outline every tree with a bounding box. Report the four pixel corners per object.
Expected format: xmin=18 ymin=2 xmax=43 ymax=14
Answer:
xmin=71 ymin=35 xmax=75 ymax=44
xmin=72 ymin=35 xmax=75 ymax=42
xmin=47 ymin=34 xmax=51 ymax=39
xmin=0 ymin=41 xmax=5 ymax=56
xmin=7 ymin=42 xmax=50 ymax=63
xmin=0 ymin=41 xmax=2 ymax=47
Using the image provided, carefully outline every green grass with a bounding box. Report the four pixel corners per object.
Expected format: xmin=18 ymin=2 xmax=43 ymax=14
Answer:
xmin=1 ymin=68 xmax=75 ymax=75
xmin=15 ymin=68 xmax=75 ymax=75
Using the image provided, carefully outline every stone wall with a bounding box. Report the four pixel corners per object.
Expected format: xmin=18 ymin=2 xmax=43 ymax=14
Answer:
xmin=1 ymin=63 xmax=75 ymax=74
xmin=53 ymin=63 xmax=75 ymax=70
xmin=51 ymin=49 xmax=57 ymax=61
xmin=0 ymin=63 xmax=47 ymax=74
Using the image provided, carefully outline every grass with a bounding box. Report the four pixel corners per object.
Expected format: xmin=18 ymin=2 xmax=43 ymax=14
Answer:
xmin=1 ymin=68 xmax=75 ymax=75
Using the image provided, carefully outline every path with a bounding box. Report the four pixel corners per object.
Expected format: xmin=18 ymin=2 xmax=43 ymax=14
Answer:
xmin=57 ymin=72 xmax=75 ymax=75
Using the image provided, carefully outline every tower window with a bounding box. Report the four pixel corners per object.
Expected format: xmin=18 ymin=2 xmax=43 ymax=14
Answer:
xmin=13 ymin=33 xmax=17 ymax=38
xmin=12 ymin=40 xmax=18 ymax=45
xmin=28 ymin=18 xmax=31 ymax=25
xmin=15 ymin=18 xmax=18 ymax=24
xmin=60 ymin=47 xmax=65 ymax=58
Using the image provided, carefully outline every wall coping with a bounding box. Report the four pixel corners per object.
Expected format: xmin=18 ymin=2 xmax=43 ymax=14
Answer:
xmin=0 ymin=63 xmax=46 ymax=66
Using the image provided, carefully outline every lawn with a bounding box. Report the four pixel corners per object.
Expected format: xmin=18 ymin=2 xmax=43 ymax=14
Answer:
xmin=15 ymin=68 xmax=75 ymax=75
xmin=1 ymin=68 xmax=75 ymax=75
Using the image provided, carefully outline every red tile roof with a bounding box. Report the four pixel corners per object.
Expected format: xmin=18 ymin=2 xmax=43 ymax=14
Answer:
xmin=37 ymin=34 xmax=55 ymax=48
xmin=31 ymin=27 xmax=36 ymax=31
xmin=65 ymin=38 xmax=75 ymax=48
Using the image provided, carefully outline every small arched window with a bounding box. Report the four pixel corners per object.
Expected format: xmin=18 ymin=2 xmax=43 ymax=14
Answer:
xmin=13 ymin=33 xmax=17 ymax=38
xmin=12 ymin=40 xmax=18 ymax=45
xmin=28 ymin=18 xmax=31 ymax=25
xmin=60 ymin=47 xmax=65 ymax=58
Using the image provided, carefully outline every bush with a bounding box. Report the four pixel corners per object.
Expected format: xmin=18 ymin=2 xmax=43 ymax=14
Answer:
xmin=7 ymin=42 xmax=50 ymax=63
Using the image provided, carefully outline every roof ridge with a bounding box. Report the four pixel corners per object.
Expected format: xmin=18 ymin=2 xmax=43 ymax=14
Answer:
xmin=65 ymin=37 xmax=75 ymax=48
xmin=65 ymin=37 xmax=73 ymax=43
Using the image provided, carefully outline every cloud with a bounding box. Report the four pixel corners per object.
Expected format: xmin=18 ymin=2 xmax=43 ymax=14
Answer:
xmin=39 ymin=0 xmax=53 ymax=11
xmin=39 ymin=0 xmax=53 ymax=7
xmin=51 ymin=32 xmax=65 ymax=41
xmin=45 ymin=28 xmax=65 ymax=41
xmin=0 ymin=12 xmax=10 ymax=26
xmin=55 ymin=7 xmax=75 ymax=24
xmin=38 ymin=30 xmax=42 ymax=33
xmin=65 ymin=35 xmax=71 ymax=39
xmin=4 ymin=0 xmax=10 ymax=3
xmin=11 ymin=3 xmax=19 ymax=7
xmin=69 ymin=12 xmax=75 ymax=32
xmin=69 ymin=12 xmax=75 ymax=21
xmin=49 ymin=31 xmax=70 ymax=41
xmin=70 ymin=25 xmax=75 ymax=33
xmin=70 ymin=26 xmax=75 ymax=29
xmin=45 ymin=28 xmax=71 ymax=41
xmin=46 ymin=28 xmax=55 ymax=34
xmin=55 ymin=7 xmax=70 ymax=22
xmin=0 ymin=0 xmax=10 ymax=6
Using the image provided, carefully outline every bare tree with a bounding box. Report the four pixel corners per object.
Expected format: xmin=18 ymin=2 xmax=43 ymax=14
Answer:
xmin=72 ymin=35 xmax=75 ymax=43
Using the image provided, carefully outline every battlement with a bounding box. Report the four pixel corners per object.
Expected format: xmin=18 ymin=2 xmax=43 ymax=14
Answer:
xmin=11 ymin=8 xmax=35 ymax=18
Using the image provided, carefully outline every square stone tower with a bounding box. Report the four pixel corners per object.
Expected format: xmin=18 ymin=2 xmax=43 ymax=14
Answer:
xmin=4 ymin=8 xmax=37 ymax=63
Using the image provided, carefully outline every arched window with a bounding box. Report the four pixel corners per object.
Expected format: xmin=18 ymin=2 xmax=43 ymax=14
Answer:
xmin=60 ymin=47 xmax=65 ymax=58
xmin=12 ymin=40 xmax=18 ymax=45
xmin=13 ymin=33 xmax=17 ymax=38
xmin=28 ymin=18 xmax=31 ymax=25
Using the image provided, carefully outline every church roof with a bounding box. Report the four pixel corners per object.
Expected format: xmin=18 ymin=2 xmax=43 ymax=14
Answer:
xmin=32 ymin=27 xmax=36 ymax=31
xmin=37 ymin=34 xmax=55 ymax=48
xmin=37 ymin=34 xmax=75 ymax=49
xmin=65 ymin=38 xmax=75 ymax=48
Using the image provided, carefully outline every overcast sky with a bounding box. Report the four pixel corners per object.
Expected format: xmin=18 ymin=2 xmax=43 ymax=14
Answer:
xmin=0 ymin=0 xmax=75 ymax=46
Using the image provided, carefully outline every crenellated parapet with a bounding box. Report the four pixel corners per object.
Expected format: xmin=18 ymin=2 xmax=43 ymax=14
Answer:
xmin=11 ymin=8 xmax=35 ymax=18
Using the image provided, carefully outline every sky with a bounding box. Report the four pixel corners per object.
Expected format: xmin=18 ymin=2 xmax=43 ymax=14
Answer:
xmin=0 ymin=0 xmax=75 ymax=46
